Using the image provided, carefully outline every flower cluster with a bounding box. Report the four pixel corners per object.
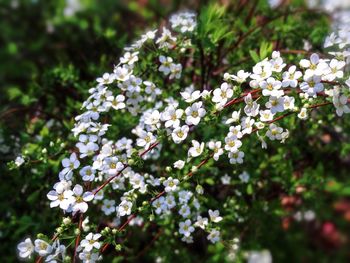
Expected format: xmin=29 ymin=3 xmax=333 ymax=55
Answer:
xmin=17 ymin=9 xmax=350 ymax=263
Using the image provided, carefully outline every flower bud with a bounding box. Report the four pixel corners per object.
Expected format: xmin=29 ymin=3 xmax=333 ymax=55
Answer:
xmin=115 ymin=244 xmax=122 ymax=251
xmin=196 ymin=185 xmax=204 ymax=195
xmin=165 ymin=166 xmax=172 ymax=172
xmin=63 ymin=217 xmax=71 ymax=225
xmin=128 ymin=159 xmax=135 ymax=166
xmin=74 ymin=228 xmax=80 ymax=235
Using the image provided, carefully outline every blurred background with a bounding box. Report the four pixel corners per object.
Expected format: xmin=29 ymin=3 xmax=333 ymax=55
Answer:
xmin=1 ymin=0 xmax=350 ymax=262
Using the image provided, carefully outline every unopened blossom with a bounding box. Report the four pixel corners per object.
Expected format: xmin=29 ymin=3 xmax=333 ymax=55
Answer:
xmin=163 ymin=177 xmax=180 ymax=192
xmin=172 ymin=125 xmax=189 ymax=144
xmin=209 ymin=209 xmax=223 ymax=223
xmin=17 ymin=238 xmax=34 ymax=259
xmin=188 ymin=140 xmax=205 ymax=158
xmin=117 ymin=200 xmax=133 ymax=216
xmin=282 ymin=65 xmax=302 ymax=88
xmin=34 ymin=239 xmax=53 ymax=257
xmin=208 ymin=141 xmax=224 ymax=161
xmin=179 ymin=219 xmax=195 ymax=237
xmin=185 ymin=101 xmax=206 ymax=125
xmin=80 ymin=233 xmax=101 ymax=252
xmin=266 ymin=123 xmax=283 ymax=140
xmin=207 ymin=229 xmax=220 ymax=243
xmin=228 ymin=151 xmax=244 ymax=164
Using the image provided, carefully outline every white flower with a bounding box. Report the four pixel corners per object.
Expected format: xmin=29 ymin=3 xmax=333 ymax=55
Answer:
xmin=79 ymin=166 xmax=96 ymax=182
xmin=225 ymin=110 xmax=241 ymax=124
xmin=333 ymin=90 xmax=350 ymax=116
xmin=224 ymin=70 xmax=250 ymax=83
xmin=179 ymin=205 xmax=191 ymax=218
xmin=283 ymin=96 xmax=295 ymax=110
xmin=120 ymin=51 xmax=139 ymax=65
xmin=194 ymin=216 xmax=208 ymax=229
xmin=325 ymin=59 xmax=345 ymax=81
xmin=300 ymin=74 xmax=324 ymax=97
xmin=228 ymin=151 xmax=244 ymax=164
xmin=172 ymin=125 xmax=189 ymax=144
xmin=34 ymin=239 xmax=53 ymax=257
xmin=265 ymin=96 xmax=285 ymax=114
xmin=113 ymin=66 xmax=132 ymax=82
xmin=15 ymin=155 xmax=25 ymax=167
xmin=158 ymin=56 xmax=173 ymax=75
xmin=299 ymin=53 xmax=328 ymax=76
xmin=241 ymin=116 xmax=255 ymax=135
xmin=180 ymin=87 xmax=202 ymax=103
xmin=163 ymin=177 xmax=180 ymax=192
xmin=244 ymin=93 xmax=259 ymax=117
xmin=260 ymin=77 xmax=283 ymax=97
xmin=209 ymin=209 xmax=223 ymax=223
xmin=96 ymin=73 xmax=115 ymax=85
xmin=212 ymin=82 xmax=233 ymax=104
xmin=266 ymin=123 xmax=283 ymax=140
xmin=156 ymin=27 xmax=176 ymax=49
xmin=152 ymin=196 xmax=166 ymax=214
xmin=239 ymin=171 xmax=250 ymax=183
xmin=224 ymin=135 xmax=242 ymax=152
xmin=47 ymin=184 xmax=74 ymax=210
xmin=173 ymin=160 xmax=185 ymax=169
xmin=208 ymin=141 xmax=224 ymax=161
xmin=101 ymin=199 xmax=116 ymax=216
xmin=117 ymin=200 xmax=133 ymax=216
xmin=161 ymin=106 xmax=183 ymax=128
xmin=250 ymin=61 xmax=272 ymax=87
xmin=61 ymin=153 xmax=80 ymax=176
xmin=282 ymin=65 xmax=302 ymax=88
xmin=17 ymin=238 xmax=34 ymax=259
xmin=80 ymin=233 xmax=101 ymax=252
xmin=185 ymin=101 xmax=206 ymax=125
xmin=79 ymin=251 xmax=100 ymax=263
xmin=107 ymin=94 xmax=125 ymax=110
xmin=179 ymin=219 xmax=195 ymax=237
xmin=136 ymin=130 xmax=156 ymax=149
xmin=72 ymin=184 xmax=94 ymax=214
xmin=221 ymin=174 xmax=231 ymax=185
xmin=188 ymin=140 xmax=205 ymax=158
xmin=259 ymin=110 xmax=274 ymax=122
xmin=169 ymin=63 xmax=182 ymax=79
xmin=207 ymin=229 xmax=220 ymax=243
xmin=103 ymin=156 xmax=124 ymax=176
xmin=144 ymin=110 xmax=161 ymax=126
xmin=298 ymin=107 xmax=308 ymax=120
